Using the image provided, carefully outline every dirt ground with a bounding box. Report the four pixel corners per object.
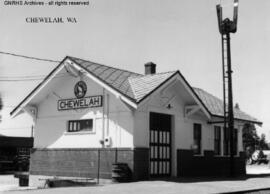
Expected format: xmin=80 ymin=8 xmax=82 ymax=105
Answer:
xmin=1 ymin=164 xmax=270 ymax=194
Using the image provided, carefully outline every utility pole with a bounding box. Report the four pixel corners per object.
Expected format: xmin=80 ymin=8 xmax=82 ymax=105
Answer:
xmin=216 ymin=0 xmax=239 ymax=177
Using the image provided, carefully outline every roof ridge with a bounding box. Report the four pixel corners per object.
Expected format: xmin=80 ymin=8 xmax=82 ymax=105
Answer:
xmin=128 ymin=70 xmax=177 ymax=80
xmin=68 ymin=56 xmax=143 ymax=76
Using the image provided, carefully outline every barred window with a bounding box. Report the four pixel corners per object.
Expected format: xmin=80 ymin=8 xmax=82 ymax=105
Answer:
xmin=193 ymin=123 xmax=202 ymax=155
xmin=214 ymin=126 xmax=221 ymax=155
xmin=68 ymin=119 xmax=93 ymax=132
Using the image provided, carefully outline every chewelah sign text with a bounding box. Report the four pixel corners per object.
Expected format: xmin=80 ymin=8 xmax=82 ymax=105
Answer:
xmin=58 ymin=95 xmax=103 ymax=111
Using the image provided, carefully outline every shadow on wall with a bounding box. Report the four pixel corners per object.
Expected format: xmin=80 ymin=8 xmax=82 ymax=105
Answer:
xmin=36 ymin=107 xmax=134 ymax=149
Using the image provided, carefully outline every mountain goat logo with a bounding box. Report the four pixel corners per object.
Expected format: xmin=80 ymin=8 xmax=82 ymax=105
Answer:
xmin=74 ymin=81 xmax=87 ymax=98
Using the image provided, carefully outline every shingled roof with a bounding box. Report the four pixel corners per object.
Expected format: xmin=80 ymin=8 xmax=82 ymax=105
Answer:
xmin=11 ymin=56 xmax=262 ymax=125
xmin=70 ymin=56 xmax=261 ymax=124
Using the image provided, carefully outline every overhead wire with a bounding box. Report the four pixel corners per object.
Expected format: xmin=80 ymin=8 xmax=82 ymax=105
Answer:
xmin=0 ymin=75 xmax=47 ymax=78
xmin=0 ymin=50 xmax=62 ymax=81
xmin=0 ymin=51 xmax=86 ymax=82
xmin=0 ymin=73 xmax=73 ymax=82
xmin=0 ymin=51 xmax=60 ymax=63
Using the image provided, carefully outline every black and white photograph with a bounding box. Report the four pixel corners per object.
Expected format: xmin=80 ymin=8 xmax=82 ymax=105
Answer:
xmin=0 ymin=0 xmax=270 ymax=193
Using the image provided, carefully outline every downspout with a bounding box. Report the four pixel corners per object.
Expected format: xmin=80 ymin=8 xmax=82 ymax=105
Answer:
xmin=106 ymin=93 xmax=110 ymax=137
xmin=102 ymin=88 xmax=105 ymax=148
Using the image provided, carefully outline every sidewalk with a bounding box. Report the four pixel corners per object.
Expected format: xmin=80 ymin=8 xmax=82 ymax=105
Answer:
xmin=0 ymin=175 xmax=36 ymax=192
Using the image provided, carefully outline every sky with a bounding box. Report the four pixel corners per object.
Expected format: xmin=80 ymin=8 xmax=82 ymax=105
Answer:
xmin=0 ymin=0 xmax=269 ymax=139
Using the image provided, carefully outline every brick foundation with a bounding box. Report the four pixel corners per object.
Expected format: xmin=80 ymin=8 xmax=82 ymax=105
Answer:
xmin=30 ymin=147 xmax=149 ymax=180
xmin=31 ymin=148 xmax=246 ymax=180
xmin=177 ymin=149 xmax=246 ymax=176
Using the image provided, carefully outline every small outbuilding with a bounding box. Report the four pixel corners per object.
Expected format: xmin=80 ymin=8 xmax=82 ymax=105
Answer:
xmin=10 ymin=56 xmax=262 ymax=185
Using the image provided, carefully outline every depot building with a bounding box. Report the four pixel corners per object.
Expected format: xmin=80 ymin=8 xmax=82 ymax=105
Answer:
xmin=11 ymin=56 xmax=262 ymax=184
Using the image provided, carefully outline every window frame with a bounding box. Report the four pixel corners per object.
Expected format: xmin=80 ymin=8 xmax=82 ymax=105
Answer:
xmin=233 ymin=128 xmax=238 ymax=156
xmin=193 ymin=123 xmax=202 ymax=155
xmin=223 ymin=127 xmax=230 ymax=156
xmin=67 ymin=119 xmax=94 ymax=133
xmin=214 ymin=126 xmax=221 ymax=156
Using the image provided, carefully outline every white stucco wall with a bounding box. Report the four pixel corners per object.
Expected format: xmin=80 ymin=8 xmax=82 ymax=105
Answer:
xmin=133 ymin=79 xmax=244 ymax=176
xmin=32 ymin=70 xmax=134 ymax=149
xmin=29 ymin=65 xmax=245 ymax=158
xmin=133 ymin=79 xmax=244 ymax=152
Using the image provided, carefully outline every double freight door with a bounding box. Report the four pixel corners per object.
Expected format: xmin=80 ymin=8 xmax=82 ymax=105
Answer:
xmin=149 ymin=112 xmax=172 ymax=177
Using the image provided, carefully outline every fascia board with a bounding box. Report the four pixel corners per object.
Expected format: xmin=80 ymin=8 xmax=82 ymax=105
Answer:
xmin=137 ymin=72 xmax=211 ymax=119
xmin=175 ymin=73 xmax=211 ymax=119
xmin=10 ymin=59 xmax=67 ymax=118
xmin=68 ymin=60 xmax=138 ymax=109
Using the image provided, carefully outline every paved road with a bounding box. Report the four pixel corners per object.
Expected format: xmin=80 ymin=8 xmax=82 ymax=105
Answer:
xmin=1 ymin=165 xmax=270 ymax=194
xmin=2 ymin=175 xmax=270 ymax=194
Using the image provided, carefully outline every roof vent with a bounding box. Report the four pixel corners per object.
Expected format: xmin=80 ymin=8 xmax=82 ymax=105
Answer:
xmin=144 ymin=62 xmax=156 ymax=75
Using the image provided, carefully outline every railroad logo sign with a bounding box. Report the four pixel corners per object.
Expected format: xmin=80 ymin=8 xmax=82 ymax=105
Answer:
xmin=74 ymin=81 xmax=87 ymax=98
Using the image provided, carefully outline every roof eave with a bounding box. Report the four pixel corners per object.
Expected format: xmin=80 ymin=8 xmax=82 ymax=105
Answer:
xmin=136 ymin=71 xmax=212 ymax=119
xmin=212 ymin=114 xmax=263 ymax=126
xmin=10 ymin=56 xmax=68 ymax=117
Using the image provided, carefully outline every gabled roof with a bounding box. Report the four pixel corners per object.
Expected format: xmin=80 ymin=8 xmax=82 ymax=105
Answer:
xmin=69 ymin=56 xmax=142 ymax=101
xmin=128 ymin=71 xmax=177 ymax=102
xmin=11 ymin=56 xmax=262 ymax=125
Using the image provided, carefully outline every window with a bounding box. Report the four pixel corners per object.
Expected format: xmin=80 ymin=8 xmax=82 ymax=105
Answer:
xmin=223 ymin=127 xmax=238 ymax=156
xmin=223 ymin=127 xmax=230 ymax=156
xmin=68 ymin=119 xmax=93 ymax=132
xmin=233 ymin=129 xmax=238 ymax=156
xmin=214 ymin=126 xmax=221 ymax=155
xmin=193 ymin=123 xmax=202 ymax=155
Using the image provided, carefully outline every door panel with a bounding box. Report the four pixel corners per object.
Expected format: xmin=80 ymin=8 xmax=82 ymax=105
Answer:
xmin=149 ymin=112 xmax=171 ymax=177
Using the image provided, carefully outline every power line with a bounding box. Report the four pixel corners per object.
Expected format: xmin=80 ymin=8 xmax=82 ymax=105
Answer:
xmin=0 ymin=73 xmax=69 ymax=79
xmin=0 ymin=78 xmax=43 ymax=82
xmin=0 ymin=74 xmax=71 ymax=82
xmin=0 ymin=51 xmax=60 ymax=63
xmin=0 ymin=75 xmax=47 ymax=78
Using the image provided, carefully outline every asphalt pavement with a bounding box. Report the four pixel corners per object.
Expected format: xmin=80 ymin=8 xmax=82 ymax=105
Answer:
xmin=1 ymin=164 xmax=270 ymax=194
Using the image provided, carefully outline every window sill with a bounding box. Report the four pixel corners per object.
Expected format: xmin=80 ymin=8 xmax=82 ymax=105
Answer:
xmin=214 ymin=155 xmax=222 ymax=157
xmin=64 ymin=131 xmax=95 ymax=135
xmin=193 ymin=154 xmax=204 ymax=157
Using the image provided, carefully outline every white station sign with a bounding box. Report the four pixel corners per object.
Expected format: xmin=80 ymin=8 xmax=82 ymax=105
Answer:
xmin=58 ymin=95 xmax=103 ymax=111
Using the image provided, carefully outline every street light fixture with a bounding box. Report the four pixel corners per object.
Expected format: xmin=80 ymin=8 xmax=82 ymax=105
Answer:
xmin=216 ymin=0 xmax=239 ymax=177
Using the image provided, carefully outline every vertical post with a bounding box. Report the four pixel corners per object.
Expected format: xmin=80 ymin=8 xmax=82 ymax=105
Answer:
xmin=102 ymin=89 xmax=105 ymax=148
xmin=226 ymin=33 xmax=235 ymax=176
xmin=97 ymin=149 xmax=100 ymax=184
